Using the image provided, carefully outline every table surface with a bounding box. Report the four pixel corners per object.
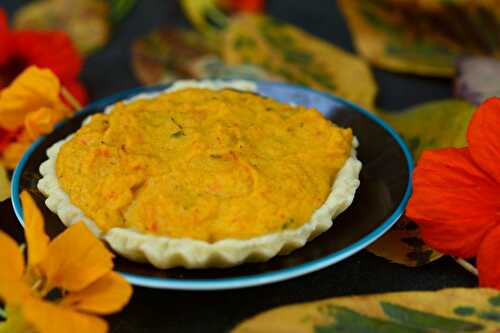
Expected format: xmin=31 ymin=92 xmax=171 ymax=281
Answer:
xmin=2 ymin=1 xmax=476 ymax=332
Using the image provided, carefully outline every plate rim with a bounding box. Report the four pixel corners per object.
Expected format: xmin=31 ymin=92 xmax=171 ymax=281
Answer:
xmin=11 ymin=80 xmax=413 ymax=290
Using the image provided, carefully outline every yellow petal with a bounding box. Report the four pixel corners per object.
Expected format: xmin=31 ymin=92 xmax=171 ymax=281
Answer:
xmin=0 ymin=279 xmax=32 ymax=308
xmin=20 ymin=191 xmax=49 ymax=268
xmin=39 ymin=222 xmax=114 ymax=292
xmin=0 ymin=231 xmax=27 ymax=304
xmin=0 ymin=66 xmax=61 ymax=130
xmin=1 ymin=141 xmax=30 ymax=170
xmin=0 ymin=231 xmax=24 ymax=280
xmin=24 ymin=106 xmax=69 ymax=140
xmin=23 ymin=297 xmax=108 ymax=333
xmin=61 ymin=272 xmax=132 ymax=315
xmin=0 ymin=165 xmax=10 ymax=201
xmin=0 ymin=305 xmax=38 ymax=333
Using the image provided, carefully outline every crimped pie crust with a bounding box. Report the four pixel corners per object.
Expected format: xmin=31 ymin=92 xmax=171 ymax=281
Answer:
xmin=38 ymin=80 xmax=362 ymax=269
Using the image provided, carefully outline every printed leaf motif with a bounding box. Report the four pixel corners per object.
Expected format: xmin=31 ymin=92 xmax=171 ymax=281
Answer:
xmin=13 ymin=0 xmax=110 ymax=55
xmin=367 ymin=217 xmax=442 ymax=266
xmin=107 ymin=0 xmax=137 ymax=25
xmin=455 ymin=57 xmax=500 ymax=106
xmin=189 ymin=56 xmax=283 ymax=81
xmin=338 ymin=0 xmax=500 ymax=77
xmin=131 ymin=28 xmax=216 ymax=85
xmin=131 ymin=28 xmax=282 ymax=84
xmin=223 ymin=14 xmax=377 ymax=110
xmin=378 ymin=100 xmax=475 ymax=160
xmin=231 ymin=288 xmax=500 ymax=333
xmin=180 ymin=0 xmax=228 ymax=44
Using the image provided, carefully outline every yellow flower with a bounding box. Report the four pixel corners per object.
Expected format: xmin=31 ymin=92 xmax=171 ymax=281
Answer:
xmin=0 ymin=66 xmax=77 ymax=169
xmin=1 ymin=130 xmax=33 ymax=170
xmin=0 ymin=165 xmax=10 ymax=201
xmin=0 ymin=191 xmax=133 ymax=333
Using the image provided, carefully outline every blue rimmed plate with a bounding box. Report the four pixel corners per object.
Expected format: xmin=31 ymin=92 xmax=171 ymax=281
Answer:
xmin=11 ymin=81 xmax=412 ymax=290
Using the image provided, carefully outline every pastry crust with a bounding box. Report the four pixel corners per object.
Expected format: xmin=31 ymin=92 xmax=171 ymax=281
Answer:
xmin=38 ymin=80 xmax=362 ymax=269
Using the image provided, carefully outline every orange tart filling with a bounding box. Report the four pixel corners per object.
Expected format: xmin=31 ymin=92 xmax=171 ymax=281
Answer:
xmin=55 ymin=88 xmax=353 ymax=242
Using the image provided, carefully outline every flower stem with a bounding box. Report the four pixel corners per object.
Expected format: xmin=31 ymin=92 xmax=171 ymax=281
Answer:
xmin=0 ymin=307 xmax=5 ymax=319
xmin=454 ymin=257 xmax=478 ymax=276
xmin=60 ymin=86 xmax=82 ymax=111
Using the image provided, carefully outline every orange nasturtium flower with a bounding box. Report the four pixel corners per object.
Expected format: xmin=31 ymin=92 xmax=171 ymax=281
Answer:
xmin=219 ymin=0 xmax=265 ymax=12
xmin=0 ymin=191 xmax=132 ymax=333
xmin=406 ymin=97 xmax=500 ymax=289
xmin=0 ymin=7 xmax=87 ymax=104
xmin=0 ymin=65 xmax=79 ymax=169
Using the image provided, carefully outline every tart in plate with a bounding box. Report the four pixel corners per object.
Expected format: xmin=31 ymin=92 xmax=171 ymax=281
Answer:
xmin=37 ymin=80 xmax=362 ymax=269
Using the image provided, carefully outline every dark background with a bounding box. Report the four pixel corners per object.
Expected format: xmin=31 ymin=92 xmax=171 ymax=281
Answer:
xmin=2 ymin=1 xmax=475 ymax=332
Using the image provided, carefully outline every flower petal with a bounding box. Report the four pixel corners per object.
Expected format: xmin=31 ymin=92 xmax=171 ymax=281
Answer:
xmin=61 ymin=272 xmax=132 ymax=315
xmin=0 ymin=230 xmax=24 ymax=285
xmin=0 ymin=66 xmax=62 ymax=130
xmin=1 ymin=140 xmax=30 ymax=169
xmin=24 ymin=106 xmax=69 ymax=140
xmin=20 ymin=191 xmax=49 ymax=268
xmin=0 ymin=164 xmax=10 ymax=201
xmin=467 ymin=97 xmax=500 ymax=183
xmin=61 ymin=80 xmax=88 ymax=106
xmin=0 ymin=278 xmax=31 ymax=306
xmin=0 ymin=8 xmax=12 ymax=66
xmin=23 ymin=297 xmax=107 ymax=333
xmin=230 ymin=0 xmax=265 ymax=12
xmin=0 ymin=127 xmax=22 ymax=153
xmin=477 ymin=224 xmax=500 ymax=289
xmin=0 ymin=231 xmax=25 ymax=302
xmin=13 ymin=30 xmax=82 ymax=82
xmin=406 ymin=148 xmax=499 ymax=258
xmin=39 ymin=222 xmax=114 ymax=291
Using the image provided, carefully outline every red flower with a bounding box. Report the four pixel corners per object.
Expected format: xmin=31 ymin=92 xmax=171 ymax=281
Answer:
xmin=406 ymin=97 xmax=500 ymax=288
xmin=230 ymin=0 xmax=265 ymax=12
xmin=0 ymin=127 xmax=20 ymax=152
xmin=0 ymin=9 xmax=12 ymax=66
xmin=0 ymin=8 xmax=87 ymax=104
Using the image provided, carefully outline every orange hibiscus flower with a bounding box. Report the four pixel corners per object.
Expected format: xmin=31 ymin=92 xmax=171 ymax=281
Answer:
xmin=406 ymin=97 xmax=500 ymax=288
xmin=0 ymin=191 xmax=132 ymax=333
